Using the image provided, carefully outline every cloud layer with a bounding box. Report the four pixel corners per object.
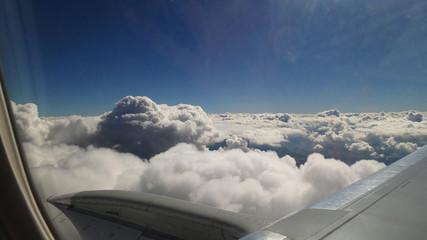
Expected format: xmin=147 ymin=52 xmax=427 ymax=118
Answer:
xmin=96 ymin=96 xmax=218 ymax=159
xmin=12 ymin=97 xmax=426 ymax=217
xmin=211 ymin=110 xmax=427 ymax=165
xmin=11 ymin=101 xmax=99 ymax=146
xmin=25 ymin=141 xmax=384 ymax=217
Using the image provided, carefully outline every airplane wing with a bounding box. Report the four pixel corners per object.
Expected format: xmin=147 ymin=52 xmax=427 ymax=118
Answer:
xmin=45 ymin=191 xmax=277 ymax=240
xmin=46 ymin=145 xmax=427 ymax=240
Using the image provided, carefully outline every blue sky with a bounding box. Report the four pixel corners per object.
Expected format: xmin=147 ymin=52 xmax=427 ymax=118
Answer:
xmin=1 ymin=0 xmax=427 ymax=116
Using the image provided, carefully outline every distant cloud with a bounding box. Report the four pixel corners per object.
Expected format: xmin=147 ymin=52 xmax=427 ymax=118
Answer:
xmin=25 ymin=141 xmax=384 ymax=217
xmin=95 ymin=96 xmax=218 ymax=159
xmin=345 ymin=141 xmax=374 ymax=152
xmin=212 ymin=110 xmax=427 ymax=164
xmin=11 ymin=101 xmax=99 ymax=146
xmin=14 ymin=99 xmax=427 ymax=165
xmin=222 ymin=135 xmax=250 ymax=152
xmin=261 ymin=113 xmax=291 ymax=122
xmin=316 ymin=109 xmax=340 ymax=117
xmin=407 ymin=111 xmax=423 ymax=122
xmin=13 ymin=97 xmax=218 ymax=160
xmin=12 ymin=97 xmax=426 ymax=217
xmin=278 ymin=114 xmax=291 ymax=122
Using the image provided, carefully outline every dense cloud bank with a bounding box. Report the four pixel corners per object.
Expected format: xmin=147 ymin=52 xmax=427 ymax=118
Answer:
xmin=13 ymin=97 xmax=426 ymax=217
xmin=25 ymin=142 xmax=384 ymax=217
xmin=12 ymin=97 xmax=217 ymax=159
xmin=139 ymin=144 xmax=384 ymax=216
xmin=211 ymin=110 xmax=427 ymax=165
xmin=96 ymin=96 xmax=218 ymax=159
xmin=11 ymin=101 xmax=99 ymax=146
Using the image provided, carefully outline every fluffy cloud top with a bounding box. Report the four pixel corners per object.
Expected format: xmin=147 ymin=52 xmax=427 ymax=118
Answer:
xmin=25 ymin=143 xmax=146 ymax=196
xmin=13 ymin=97 xmax=424 ymax=218
xmin=407 ymin=111 xmax=423 ymax=122
xmin=96 ymin=96 xmax=218 ymax=159
xmin=26 ymin=141 xmax=384 ymax=217
xmin=17 ymin=97 xmax=424 ymax=167
xmin=211 ymin=110 xmax=427 ymax=165
xmin=11 ymin=102 xmax=49 ymax=145
xmin=140 ymin=144 xmax=385 ymax=216
xmin=222 ymin=135 xmax=250 ymax=152
xmin=316 ymin=109 xmax=340 ymax=117
xmin=11 ymin=101 xmax=99 ymax=146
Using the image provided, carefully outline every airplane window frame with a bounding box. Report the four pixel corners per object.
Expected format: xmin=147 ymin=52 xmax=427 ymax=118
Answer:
xmin=0 ymin=70 xmax=55 ymax=239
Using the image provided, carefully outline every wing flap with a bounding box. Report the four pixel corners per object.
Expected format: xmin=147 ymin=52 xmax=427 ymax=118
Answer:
xmin=265 ymin=209 xmax=350 ymax=239
xmin=320 ymin=158 xmax=427 ymax=240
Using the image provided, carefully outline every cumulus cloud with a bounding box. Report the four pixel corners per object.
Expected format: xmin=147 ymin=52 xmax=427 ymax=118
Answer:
xmin=24 ymin=142 xmax=147 ymax=197
xmin=350 ymin=159 xmax=386 ymax=178
xmin=222 ymin=135 xmax=250 ymax=152
xmin=407 ymin=111 xmax=423 ymax=122
xmin=11 ymin=102 xmax=49 ymax=145
xmin=12 ymin=98 xmax=424 ymax=218
xmin=11 ymin=101 xmax=99 ymax=146
xmin=313 ymin=144 xmax=324 ymax=150
xmin=212 ymin=110 xmax=427 ymax=164
xmin=316 ymin=109 xmax=340 ymax=117
xmin=14 ymin=98 xmax=427 ymax=166
xmin=278 ymin=114 xmax=291 ymax=122
xmin=141 ymin=145 xmax=385 ymax=216
xmin=96 ymin=96 xmax=218 ymax=159
xmin=261 ymin=113 xmax=291 ymax=122
xmin=345 ymin=141 xmax=374 ymax=152
xmin=211 ymin=113 xmax=306 ymax=149
xmin=385 ymin=136 xmax=419 ymax=153
xmin=24 ymin=141 xmax=385 ymax=217
xmin=13 ymin=97 xmax=218 ymax=159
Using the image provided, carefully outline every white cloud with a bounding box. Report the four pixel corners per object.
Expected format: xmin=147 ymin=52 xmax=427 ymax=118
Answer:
xmin=316 ymin=109 xmax=340 ymax=117
xmin=11 ymin=101 xmax=99 ymax=146
xmin=407 ymin=111 xmax=423 ymax=122
xmin=137 ymin=144 xmax=384 ymax=216
xmin=210 ymin=113 xmax=306 ymax=148
xmin=25 ymin=141 xmax=385 ymax=217
xmin=17 ymin=98 xmax=425 ymax=166
xmin=350 ymin=160 xmax=386 ymax=179
xmin=346 ymin=141 xmax=375 ymax=152
xmin=395 ymin=142 xmax=419 ymax=152
xmin=212 ymin=111 xmax=427 ymax=164
xmin=25 ymin=143 xmax=147 ymax=197
xmin=11 ymin=102 xmax=50 ymax=145
xmin=222 ymin=135 xmax=250 ymax=152
xmin=96 ymin=96 xmax=218 ymax=159
xmin=12 ymin=98 xmax=425 ymax=218
xmin=278 ymin=114 xmax=291 ymax=122
xmin=313 ymin=144 xmax=324 ymax=150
